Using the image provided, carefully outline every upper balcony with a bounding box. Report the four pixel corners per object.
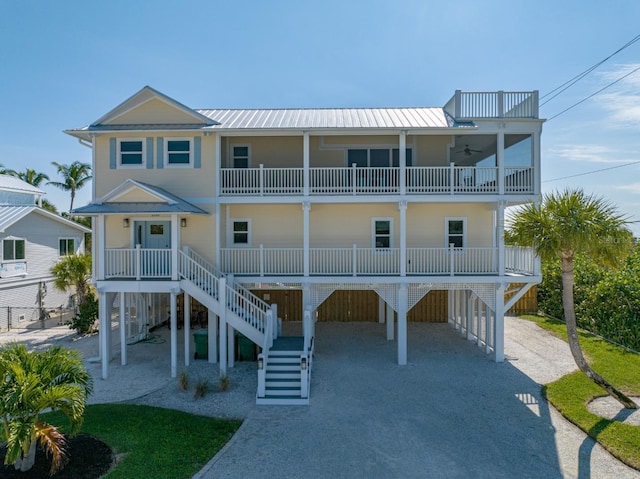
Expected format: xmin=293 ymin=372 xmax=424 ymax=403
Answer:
xmin=219 ymin=164 xmax=533 ymax=197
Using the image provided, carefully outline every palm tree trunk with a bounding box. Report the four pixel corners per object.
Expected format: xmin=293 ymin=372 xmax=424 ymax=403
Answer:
xmin=561 ymin=257 xmax=637 ymax=409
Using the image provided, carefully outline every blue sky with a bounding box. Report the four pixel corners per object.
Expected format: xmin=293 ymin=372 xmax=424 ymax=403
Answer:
xmin=1 ymin=0 xmax=640 ymax=233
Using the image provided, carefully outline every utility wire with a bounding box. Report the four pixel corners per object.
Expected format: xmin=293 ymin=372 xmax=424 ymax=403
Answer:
xmin=540 ymin=33 xmax=640 ymax=105
xmin=543 ymin=160 xmax=640 ymax=182
xmin=546 ymin=64 xmax=640 ymax=121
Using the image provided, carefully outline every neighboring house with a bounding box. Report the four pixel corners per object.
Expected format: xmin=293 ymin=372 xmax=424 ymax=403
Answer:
xmin=66 ymin=86 xmax=543 ymax=404
xmin=0 ymin=175 xmax=90 ymax=330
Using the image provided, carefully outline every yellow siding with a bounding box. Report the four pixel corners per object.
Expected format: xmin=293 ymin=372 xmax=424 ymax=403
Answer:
xmin=106 ymin=98 xmax=201 ymax=125
xmin=104 ymin=216 xmax=131 ymax=248
xmin=223 ymin=137 xmax=302 ymax=168
xmin=112 ymin=188 xmax=164 ymax=203
xmin=415 ymin=136 xmax=451 ymax=167
xmin=93 ymin=134 xmax=217 ymax=199
xmin=181 ymin=214 xmax=216 ymax=260
xmin=228 ymin=204 xmax=302 ymax=247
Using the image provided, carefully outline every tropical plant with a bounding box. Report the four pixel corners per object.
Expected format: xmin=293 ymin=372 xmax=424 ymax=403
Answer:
xmin=51 ymin=253 xmax=92 ymax=321
xmin=4 ymin=167 xmax=50 ymax=188
xmin=508 ymin=188 xmax=636 ymax=409
xmin=48 ymin=161 xmax=92 ymax=212
xmin=67 ymin=291 xmax=99 ymax=335
xmin=0 ymin=344 xmax=93 ymax=473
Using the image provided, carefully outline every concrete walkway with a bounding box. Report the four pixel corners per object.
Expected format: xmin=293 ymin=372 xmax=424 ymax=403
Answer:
xmin=1 ymin=317 xmax=639 ymax=478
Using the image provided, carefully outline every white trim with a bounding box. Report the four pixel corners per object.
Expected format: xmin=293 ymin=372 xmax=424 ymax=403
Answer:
xmin=117 ymin=138 xmax=146 ymax=169
xmin=164 ymin=137 xmax=194 ymax=168
xmin=230 ymin=218 xmax=251 ymax=247
xmin=58 ymin=237 xmax=76 ymax=256
xmin=371 ymin=217 xmax=393 ymax=249
xmin=445 ymin=217 xmax=466 ymax=249
xmin=2 ymin=237 xmax=26 ymax=262
xmin=230 ymin=144 xmax=251 ymax=168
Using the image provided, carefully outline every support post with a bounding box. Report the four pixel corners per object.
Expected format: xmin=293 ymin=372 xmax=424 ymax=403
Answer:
xmin=497 ymin=201 xmax=506 ymax=276
xmin=494 ymin=284 xmax=505 ymax=362
xmin=184 ymin=293 xmax=191 ymax=367
xmin=303 ymin=131 xmax=310 ymax=196
xmin=399 ymin=200 xmax=407 ymax=277
xmin=497 ymin=130 xmax=505 ymax=195
xmin=386 ymin=303 xmax=394 ymax=340
xmin=170 ymin=292 xmax=178 ymax=377
xmin=100 ymin=291 xmax=109 ymax=379
xmin=208 ymin=310 xmax=218 ymax=364
xmin=397 ymin=284 xmax=408 ymax=365
xmin=399 ymin=130 xmax=407 ymax=195
xmin=303 ymin=202 xmax=310 ymax=277
xmin=120 ymin=292 xmax=126 ymax=366
xmin=228 ymin=324 xmax=235 ymax=368
xmin=467 ymin=293 xmax=475 ymax=341
xmin=378 ymin=295 xmax=385 ymax=323
xmin=219 ymin=278 xmax=227 ymax=376
xmin=97 ymin=215 xmax=105 ymax=280
xmin=171 ymin=215 xmax=179 ymax=280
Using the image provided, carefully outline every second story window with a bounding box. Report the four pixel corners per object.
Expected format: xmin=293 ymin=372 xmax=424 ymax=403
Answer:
xmin=118 ymin=139 xmax=145 ymax=167
xmin=446 ymin=217 xmax=466 ymax=248
xmin=347 ymin=148 xmax=412 ymax=167
xmin=3 ymin=238 xmax=26 ymax=261
xmin=59 ymin=238 xmax=75 ymax=256
xmin=165 ymin=138 xmax=193 ymax=166
xmin=232 ymin=146 xmax=250 ymax=168
xmin=232 ymin=220 xmax=251 ymax=246
xmin=372 ymin=218 xmax=392 ymax=249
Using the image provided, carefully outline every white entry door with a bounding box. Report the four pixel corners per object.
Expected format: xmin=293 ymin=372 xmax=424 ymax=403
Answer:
xmin=134 ymin=221 xmax=171 ymax=248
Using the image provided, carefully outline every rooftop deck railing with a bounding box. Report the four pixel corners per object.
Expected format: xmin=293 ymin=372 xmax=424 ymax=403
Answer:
xmin=444 ymin=90 xmax=539 ymax=119
xmin=219 ymin=165 xmax=534 ymax=196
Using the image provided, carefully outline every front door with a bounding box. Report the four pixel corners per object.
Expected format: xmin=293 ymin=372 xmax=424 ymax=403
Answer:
xmin=134 ymin=221 xmax=171 ymax=249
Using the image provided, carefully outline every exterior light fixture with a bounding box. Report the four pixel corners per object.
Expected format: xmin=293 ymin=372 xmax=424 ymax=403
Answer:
xmin=301 ymin=357 xmax=307 ymax=370
xmin=258 ymin=356 xmax=264 ymax=370
xmin=181 ymin=218 xmax=187 ymax=228
xmin=123 ymin=218 xmax=130 ymax=228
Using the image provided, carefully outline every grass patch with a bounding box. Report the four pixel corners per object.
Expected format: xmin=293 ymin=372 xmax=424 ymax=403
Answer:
xmin=44 ymin=404 xmax=241 ymax=479
xmin=520 ymin=314 xmax=640 ymax=470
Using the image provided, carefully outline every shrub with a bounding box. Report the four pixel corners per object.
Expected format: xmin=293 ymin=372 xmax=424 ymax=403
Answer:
xmin=66 ymin=292 xmax=98 ymax=335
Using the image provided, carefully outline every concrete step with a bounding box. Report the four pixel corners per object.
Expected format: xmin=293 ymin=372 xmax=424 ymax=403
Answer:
xmin=266 ymin=371 xmax=300 ymax=380
xmin=266 ymin=380 xmax=301 ymax=388
xmin=256 ymin=395 xmax=309 ymax=406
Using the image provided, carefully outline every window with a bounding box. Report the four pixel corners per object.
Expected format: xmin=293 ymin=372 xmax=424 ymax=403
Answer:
xmin=59 ymin=238 xmax=75 ymax=256
xmin=150 ymin=225 xmax=164 ymax=235
xmin=372 ymin=218 xmax=393 ymax=249
xmin=3 ymin=238 xmax=25 ymax=261
xmin=232 ymin=146 xmax=250 ymax=168
xmin=232 ymin=220 xmax=251 ymax=245
xmin=117 ymin=139 xmax=145 ymax=167
xmin=446 ymin=218 xmax=466 ymax=248
xmin=347 ymin=148 xmax=412 ymax=167
xmin=165 ymin=138 xmax=193 ymax=166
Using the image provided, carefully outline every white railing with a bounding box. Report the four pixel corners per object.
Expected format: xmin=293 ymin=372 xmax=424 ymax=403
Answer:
xmin=445 ymin=90 xmax=539 ymax=119
xmin=178 ymin=250 xmax=220 ymax=300
xmin=257 ymin=309 xmax=274 ymax=398
xmin=220 ymin=166 xmax=303 ymax=195
xmin=225 ymin=282 xmax=269 ymax=334
xmin=104 ymin=247 xmax=171 ymax=279
xmin=407 ymin=247 xmax=497 ymax=275
xmin=219 ymin=165 xmax=533 ymax=196
xmin=505 ymin=246 xmax=539 ymax=275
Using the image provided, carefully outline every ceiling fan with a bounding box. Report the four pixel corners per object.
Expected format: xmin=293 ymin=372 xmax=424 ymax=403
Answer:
xmin=456 ymin=144 xmax=482 ymax=156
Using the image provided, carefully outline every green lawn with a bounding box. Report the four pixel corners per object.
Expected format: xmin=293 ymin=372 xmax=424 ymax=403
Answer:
xmin=45 ymin=404 xmax=241 ymax=479
xmin=520 ymin=314 xmax=640 ymax=470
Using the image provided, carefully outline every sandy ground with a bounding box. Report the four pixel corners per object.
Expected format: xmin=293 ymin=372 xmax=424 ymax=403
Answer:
xmin=1 ymin=317 xmax=639 ymax=478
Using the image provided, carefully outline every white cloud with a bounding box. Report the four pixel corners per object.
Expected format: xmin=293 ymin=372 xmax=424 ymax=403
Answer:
xmin=549 ymin=144 xmax=627 ymax=163
xmin=613 ymin=183 xmax=640 ymax=193
xmin=594 ymin=63 xmax=640 ymax=126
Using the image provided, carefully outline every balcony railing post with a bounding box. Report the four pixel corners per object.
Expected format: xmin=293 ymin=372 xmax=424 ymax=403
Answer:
xmin=497 ymin=90 xmax=504 ymax=118
xmin=450 ymin=163 xmax=455 ymax=195
xmin=259 ymin=164 xmax=264 ymax=196
xmin=259 ymin=244 xmax=265 ymax=277
xmin=449 ymin=243 xmax=455 ymax=276
xmin=352 ymin=243 xmax=357 ymax=276
xmin=352 ymin=163 xmax=357 ymax=196
xmin=135 ymin=244 xmax=141 ymax=280
xmin=454 ymin=90 xmax=461 ymax=118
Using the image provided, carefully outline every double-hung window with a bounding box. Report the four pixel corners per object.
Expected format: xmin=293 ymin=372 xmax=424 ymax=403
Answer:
xmin=232 ymin=146 xmax=250 ymax=168
xmin=347 ymin=148 xmax=413 ymax=167
xmin=372 ymin=218 xmax=393 ymax=249
xmin=165 ymin=138 xmax=193 ymax=167
xmin=3 ymin=238 xmax=26 ymax=261
xmin=232 ymin=219 xmax=251 ymax=246
xmin=117 ymin=139 xmax=145 ymax=167
xmin=446 ymin=217 xmax=466 ymax=248
xmin=59 ymin=238 xmax=75 ymax=256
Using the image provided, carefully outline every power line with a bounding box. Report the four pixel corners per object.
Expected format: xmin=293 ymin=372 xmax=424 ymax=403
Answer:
xmin=546 ymin=64 xmax=640 ymax=121
xmin=543 ymin=160 xmax=640 ymax=182
xmin=540 ymin=33 xmax=640 ymax=106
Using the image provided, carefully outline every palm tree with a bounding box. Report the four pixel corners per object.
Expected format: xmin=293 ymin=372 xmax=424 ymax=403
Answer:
xmin=5 ymin=167 xmax=50 ymax=188
xmin=51 ymin=253 xmax=92 ymax=308
xmin=48 ymin=161 xmax=92 ymax=212
xmin=0 ymin=344 xmax=93 ymax=473
xmin=509 ymin=188 xmax=637 ymax=409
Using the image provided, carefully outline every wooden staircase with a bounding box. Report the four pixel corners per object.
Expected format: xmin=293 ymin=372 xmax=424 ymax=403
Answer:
xmin=257 ymin=336 xmax=309 ymax=405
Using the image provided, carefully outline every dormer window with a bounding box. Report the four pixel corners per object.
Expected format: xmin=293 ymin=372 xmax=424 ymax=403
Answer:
xmin=117 ymin=139 xmax=145 ymax=168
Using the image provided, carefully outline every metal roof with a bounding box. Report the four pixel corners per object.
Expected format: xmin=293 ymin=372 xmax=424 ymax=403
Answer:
xmin=196 ymin=107 xmax=460 ymax=130
xmin=0 ymin=206 xmax=90 ymax=233
xmin=0 ymin=175 xmax=45 ymax=195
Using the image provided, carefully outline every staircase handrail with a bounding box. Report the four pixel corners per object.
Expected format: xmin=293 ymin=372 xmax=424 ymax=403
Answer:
xmin=186 ymin=247 xmax=225 ymax=278
xmin=178 ymin=250 xmax=220 ymax=300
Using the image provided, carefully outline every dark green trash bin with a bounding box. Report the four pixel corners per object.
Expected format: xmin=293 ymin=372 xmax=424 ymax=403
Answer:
xmin=194 ymin=329 xmax=208 ymax=360
xmin=236 ymin=332 xmax=256 ymax=361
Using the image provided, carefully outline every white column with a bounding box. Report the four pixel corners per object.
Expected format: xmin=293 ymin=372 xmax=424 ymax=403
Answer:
xmin=99 ymin=291 xmax=109 ymax=379
xmin=467 ymin=293 xmax=475 ymax=341
xmin=378 ymin=295 xmax=385 ymax=323
xmin=215 ymin=133 xmax=221 ymax=196
xmin=170 ymin=292 xmax=178 ymax=377
xmin=208 ymin=311 xmax=218 ymax=364
xmin=219 ymin=278 xmax=227 ymax=376
xmin=497 ymin=201 xmax=505 ymax=276
xmin=494 ymin=284 xmax=505 ymax=362
xmin=97 ymin=215 xmax=106 ymax=280
xmin=303 ymin=202 xmax=310 ymax=277
xmin=119 ymin=293 xmax=126 ymax=366
xmin=184 ymin=293 xmax=191 ymax=367
xmin=497 ymin=130 xmax=505 ymax=195
xmin=228 ymin=324 xmax=235 ymax=368
xmin=215 ymin=202 xmax=221 ymax=267
xmin=397 ymin=284 xmax=408 ymax=365
xmin=386 ymin=303 xmax=394 ymax=340
xmin=171 ymin=215 xmax=179 ymax=280
xmin=399 ymin=131 xmax=407 ymax=195
xmin=91 ymin=217 xmax=97 ymax=280
xmin=399 ymin=200 xmax=407 ymax=277
xmin=303 ymin=131 xmax=310 ymax=196
xmin=533 ymin=130 xmax=541 ymax=196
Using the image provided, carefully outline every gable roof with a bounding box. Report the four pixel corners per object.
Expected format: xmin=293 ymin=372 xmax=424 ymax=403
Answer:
xmin=0 ymin=175 xmax=45 ymax=196
xmin=72 ymin=179 xmax=207 ymax=215
xmin=90 ymin=86 xmax=217 ymax=127
xmin=0 ymin=206 xmax=90 ymax=233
